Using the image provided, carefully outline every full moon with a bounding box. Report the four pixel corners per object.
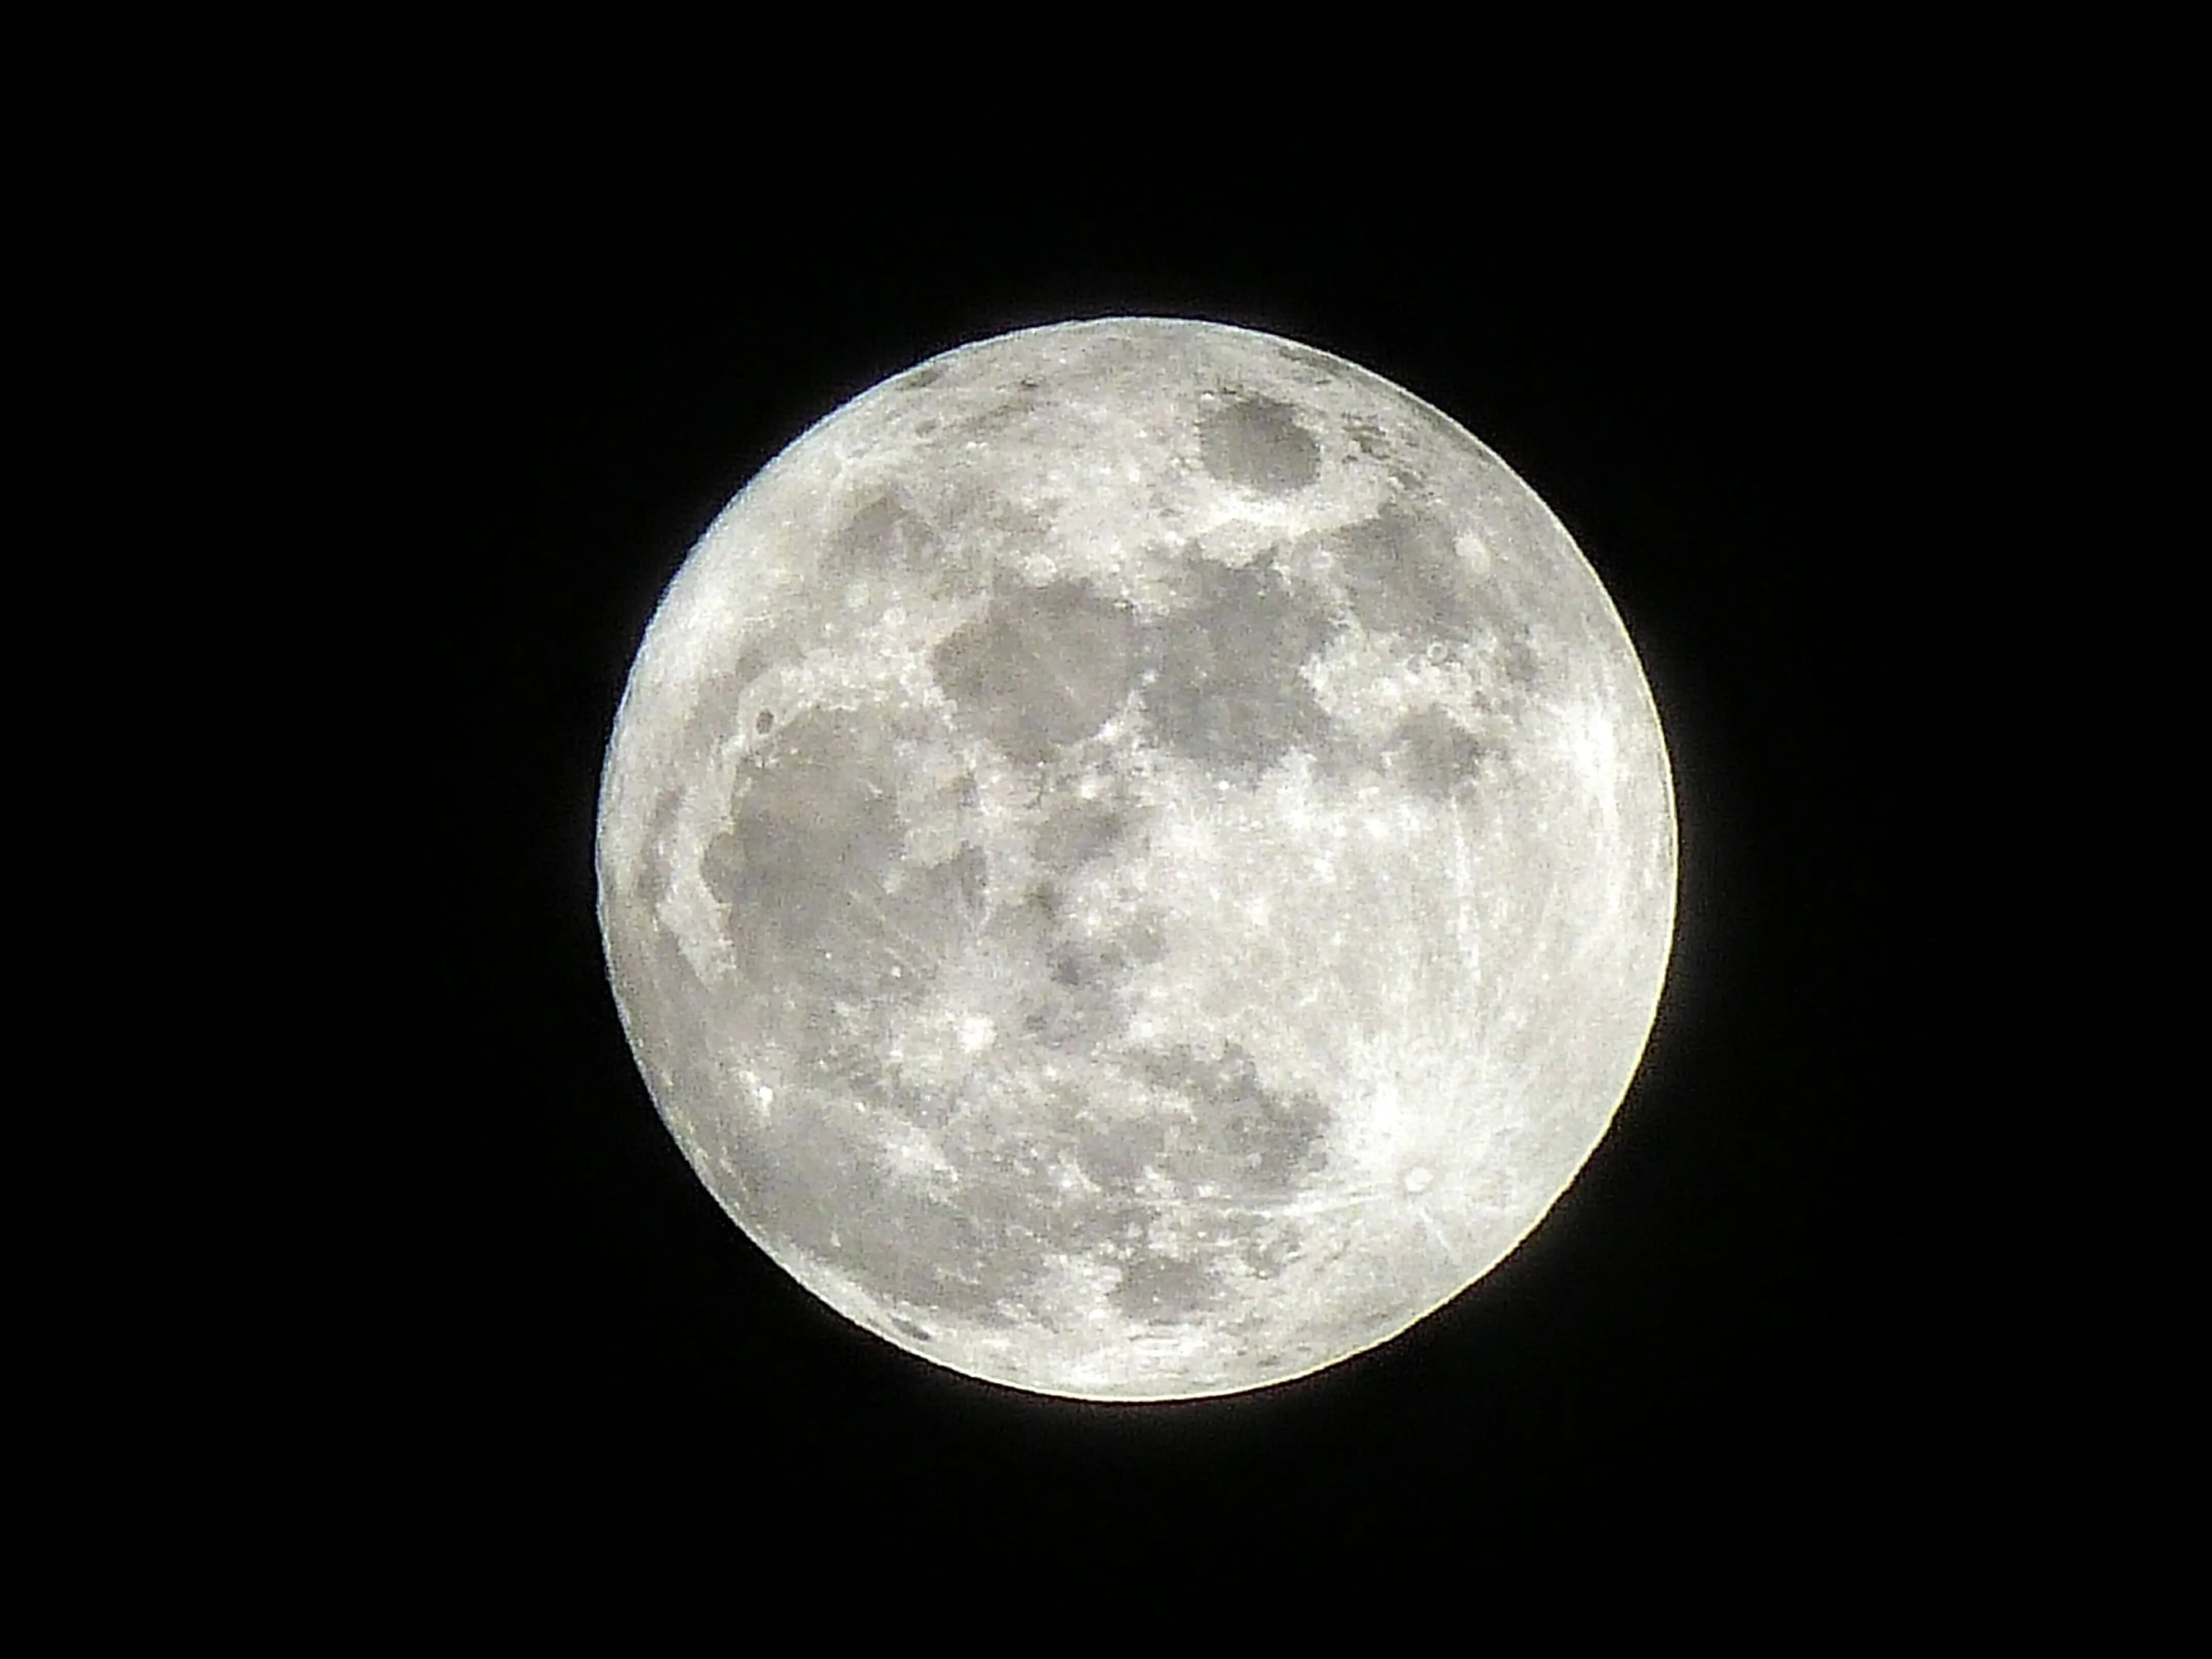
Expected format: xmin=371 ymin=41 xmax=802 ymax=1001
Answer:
xmin=596 ymin=318 xmax=1675 ymax=1400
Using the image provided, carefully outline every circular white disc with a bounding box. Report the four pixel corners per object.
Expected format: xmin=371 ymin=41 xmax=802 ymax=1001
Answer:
xmin=596 ymin=318 xmax=1676 ymax=1400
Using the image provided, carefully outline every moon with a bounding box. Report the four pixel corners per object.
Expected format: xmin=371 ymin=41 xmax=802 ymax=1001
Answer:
xmin=596 ymin=318 xmax=1675 ymax=1400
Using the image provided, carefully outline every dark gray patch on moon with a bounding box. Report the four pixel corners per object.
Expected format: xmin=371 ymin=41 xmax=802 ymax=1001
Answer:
xmin=1330 ymin=503 xmax=1479 ymax=639
xmin=933 ymin=842 xmax=989 ymax=915
xmin=1138 ymin=1040 xmax=1331 ymax=1194
xmin=1501 ymin=626 xmax=1544 ymax=692
xmin=1381 ymin=707 xmax=1488 ymax=801
xmin=933 ymin=579 xmax=1141 ymax=767
xmin=1047 ymin=937 xmax=1130 ymax=992
xmin=1073 ymin=1108 xmax=1169 ymax=1189
xmin=703 ymin=713 xmax=902 ymax=991
xmin=1034 ymin=793 xmax=1135 ymax=872
xmin=827 ymin=490 xmax=937 ymax=584
xmin=1198 ymin=395 xmax=1321 ymax=494
xmin=1114 ymin=1251 xmax=1222 ymax=1325
xmin=1021 ymin=904 xmax=1163 ymax=1049
xmin=1140 ymin=555 xmax=1340 ymax=774
xmin=703 ymin=706 xmax=980 ymax=1011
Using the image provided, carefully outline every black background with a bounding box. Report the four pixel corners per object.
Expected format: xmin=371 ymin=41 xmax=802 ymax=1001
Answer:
xmin=82 ymin=12 xmax=2182 ymax=1623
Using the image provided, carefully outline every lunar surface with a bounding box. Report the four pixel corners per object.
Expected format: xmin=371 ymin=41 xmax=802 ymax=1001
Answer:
xmin=596 ymin=319 xmax=1675 ymax=1400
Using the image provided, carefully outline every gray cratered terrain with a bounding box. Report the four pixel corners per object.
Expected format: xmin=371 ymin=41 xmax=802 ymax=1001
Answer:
xmin=596 ymin=319 xmax=1675 ymax=1400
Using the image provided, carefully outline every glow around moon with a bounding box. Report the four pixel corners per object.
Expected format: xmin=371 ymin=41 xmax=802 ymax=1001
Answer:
xmin=596 ymin=319 xmax=1675 ymax=1400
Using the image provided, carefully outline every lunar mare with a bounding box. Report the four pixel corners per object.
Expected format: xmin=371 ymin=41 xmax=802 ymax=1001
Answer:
xmin=596 ymin=319 xmax=1675 ymax=1400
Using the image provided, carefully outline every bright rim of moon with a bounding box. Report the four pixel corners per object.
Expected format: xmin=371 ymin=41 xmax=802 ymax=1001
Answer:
xmin=596 ymin=318 xmax=1676 ymax=1402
